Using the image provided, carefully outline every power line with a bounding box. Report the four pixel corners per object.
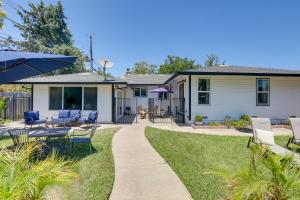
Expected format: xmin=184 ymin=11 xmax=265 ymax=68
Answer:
xmin=3 ymin=16 xmax=25 ymax=30
xmin=3 ymin=0 xmax=22 ymax=11
xmin=0 ymin=31 xmax=22 ymax=41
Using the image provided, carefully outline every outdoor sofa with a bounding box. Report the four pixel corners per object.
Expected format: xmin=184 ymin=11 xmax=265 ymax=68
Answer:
xmin=51 ymin=110 xmax=81 ymax=124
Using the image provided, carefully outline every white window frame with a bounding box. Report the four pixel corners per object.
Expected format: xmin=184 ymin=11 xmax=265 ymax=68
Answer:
xmin=198 ymin=79 xmax=210 ymax=105
xmin=256 ymin=78 xmax=270 ymax=106
xmin=133 ymin=87 xmax=147 ymax=97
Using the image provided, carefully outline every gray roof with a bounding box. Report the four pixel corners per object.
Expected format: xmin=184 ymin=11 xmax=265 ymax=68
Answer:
xmin=117 ymin=74 xmax=172 ymax=85
xmin=182 ymin=65 xmax=300 ymax=75
xmin=15 ymin=72 xmax=124 ymax=84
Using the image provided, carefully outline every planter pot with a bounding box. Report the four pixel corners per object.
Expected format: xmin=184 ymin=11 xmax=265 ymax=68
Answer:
xmin=194 ymin=121 xmax=203 ymax=125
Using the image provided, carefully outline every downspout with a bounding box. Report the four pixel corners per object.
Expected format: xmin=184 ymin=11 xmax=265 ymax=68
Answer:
xmin=31 ymin=84 xmax=33 ymax=110
xmin=112 ymin=84 xmax=115 ymax=123
xmin=188 ymin=75 xmax=191 ymax=122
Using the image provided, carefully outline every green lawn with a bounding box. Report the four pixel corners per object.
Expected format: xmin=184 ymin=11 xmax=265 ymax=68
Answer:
xmin=66 ymin=127 xmax=119 ymax=200
xmin=145 ymin=127 xmax=299 ymax=200
xmin=0 ymin=127 xmax=120 ymax=200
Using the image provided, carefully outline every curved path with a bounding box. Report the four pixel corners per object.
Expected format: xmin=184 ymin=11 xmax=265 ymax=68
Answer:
xmin=110 ymin=122 xmax=192 ymax=200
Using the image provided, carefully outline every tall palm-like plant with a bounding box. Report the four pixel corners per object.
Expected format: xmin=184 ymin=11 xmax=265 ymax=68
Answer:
xmin=214 ymin=145 xmax=300 ymax=200
xmin=0 ymin=143 xmax=78 ymax=200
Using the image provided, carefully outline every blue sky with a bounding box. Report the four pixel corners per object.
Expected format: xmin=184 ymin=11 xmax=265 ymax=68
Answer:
xmin=2 ymin=0 xmax=300 ymax=76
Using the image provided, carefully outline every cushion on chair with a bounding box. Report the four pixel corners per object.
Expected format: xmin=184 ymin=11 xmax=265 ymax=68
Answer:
xmin=70 ymin=110 xmax=81 ymax=120
xmin=256 ymin=129 xmax=276 ymax=145
xmin=88 ymin=111 xmax=98 ymax=122
xmin=58 ymin=110 xmax=70 ymax=118
xmin=70 ymin=137 xmax=91 ymax=143
xmin=32 ymin=119 xmax=47 ymax=125
xmin=24 ymin=111 xmax=40 ymax=124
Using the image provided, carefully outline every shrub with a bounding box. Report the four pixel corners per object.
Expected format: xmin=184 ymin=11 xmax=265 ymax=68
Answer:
xmin=224 ymin=115 xmax=232 ymax=127
xmin=213 ymin=145 xmax=300 ymax=200
xmin=0 ymin=143 xmax=78 ymax=199
xmin=240 ymin=114 xmax=251 ymax=122
xmin=194 ymin=115 xmax=204 ymax=122
xmin=0 ymin=98 xmax=6 ymax=111
xmin=230 ymin=120 xmax=246 ymax=128
xmin=208 ymin=121 xmax=222 ymax=126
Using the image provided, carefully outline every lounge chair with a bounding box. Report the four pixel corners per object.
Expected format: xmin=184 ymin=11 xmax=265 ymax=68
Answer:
xmin=70 ymin=124 xmax=97 ymax=153
xmin=249 ymin=118 xmax=300 ymax=164
xmin=287 ymin=118 xmax=300 ymax=147
xmin=247 ymin=118 xmax=272 ymax=147
xmin=24 ymin=111 xmax=47 ymax=128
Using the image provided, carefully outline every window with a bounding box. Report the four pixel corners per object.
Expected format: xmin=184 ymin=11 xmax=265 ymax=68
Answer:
xmin=84 ymin=87 xmax=97 ymax=110
xmin=198 ymin=79 xmax=210 ymax=104
xmin=158 ymin=92 xmax=168 ymax=99
xmin=134 ymin=88 xmax=147 ymax=97
xmin=257 ymin=79 xmax=270 ymax=106
xmin=64 ymin=87 xmax=82 ymax=110
xmin=158 ymin=86 xmax=170 ymax=99
xmin=49 ymin=87 xmax=62 ymax=110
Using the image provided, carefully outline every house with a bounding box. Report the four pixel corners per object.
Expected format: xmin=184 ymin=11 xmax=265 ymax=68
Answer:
xmin=16 ymin=72 xmax=172 ymax=123
xmin=165 ymin=65 xmax=300 ymax=124
xmin=16 ymin=65 xmax=300 ymax=124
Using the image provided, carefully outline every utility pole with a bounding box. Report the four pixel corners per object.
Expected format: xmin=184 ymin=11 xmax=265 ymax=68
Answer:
xmin=89 ymin=35 xmax=94 ymax=72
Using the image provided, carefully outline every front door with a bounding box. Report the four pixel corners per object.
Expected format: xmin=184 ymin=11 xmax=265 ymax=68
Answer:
xmin=176 ymin=83 xmax=185 ymax=122
xmin=179 ymin=83 xmax=184 ymax=99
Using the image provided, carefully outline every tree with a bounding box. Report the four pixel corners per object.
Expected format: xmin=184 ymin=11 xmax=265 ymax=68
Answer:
xmin=14 ymin=0 xmax=85 ymax=74
xmin=131 ymin=61 xmax=157 ymax=74
xmin=204 ymin=53 xmax=225 ymax=67
xmin=159 ymin=55 xmax=200 ymax=74
xmin=0 ymin=0 xmax=5 ymax=29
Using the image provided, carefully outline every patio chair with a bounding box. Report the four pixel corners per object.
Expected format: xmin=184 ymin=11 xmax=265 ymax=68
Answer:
xmin=24 ymin=111 xmax=47 ymax=128
xmin=8 ymin=128 xmax=29 ymax=146
xmin=248 ymin=118 xmax=272 ymax=147
xmin=287 ymin=118 xmax=300 ymax=148
xmin=69 ymin=124 xmax=97 ymax=153
xmin=79 ymin=111 xmax=98 ymax=125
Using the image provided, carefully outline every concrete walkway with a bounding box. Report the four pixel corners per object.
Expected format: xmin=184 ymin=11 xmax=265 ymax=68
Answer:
xmin=110 ymin=122 xmax=192 ymax=200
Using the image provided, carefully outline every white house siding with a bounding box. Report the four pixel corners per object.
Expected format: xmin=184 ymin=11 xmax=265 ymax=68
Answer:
xmin=33 ymin=84 xmax=113 ymax=123
xmin=168 ymin=75 xmax=190 ymax=123
xmin=123 ymin=86 xmax=162 ymax=108
xmin=171 ymin=75 xmax=300 ymax=124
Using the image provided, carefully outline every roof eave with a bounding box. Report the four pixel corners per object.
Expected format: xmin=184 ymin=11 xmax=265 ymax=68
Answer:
xmin=178 ymin=71 xmax=300 ymax=77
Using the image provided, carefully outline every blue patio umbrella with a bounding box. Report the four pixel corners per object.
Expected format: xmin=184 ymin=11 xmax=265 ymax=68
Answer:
xmin=0 ymin=50 xmax=77 ymax=84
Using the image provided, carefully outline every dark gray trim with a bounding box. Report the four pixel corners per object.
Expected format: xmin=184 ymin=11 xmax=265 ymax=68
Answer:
xmin=127 ymin=84 xmax=163 ymax=87
xmin=256 ymin=78 xmax=270 ymax=106
xmin=30 ymin=84 xmax=33 ymax=109
xmin=177 ymin=79 xmax=186 ymax=85
xmin=163 ymin=71 xmax=300 ymax=85
xmin=188 ymin=75 xmax=191 ymax=121
xmin=112 ymin=84 xmax=115 ymax=123
xmin=178 ymin=71 xmax=300 ymax=77
xmin=13 ymin=81 xmax=127 ymax=85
